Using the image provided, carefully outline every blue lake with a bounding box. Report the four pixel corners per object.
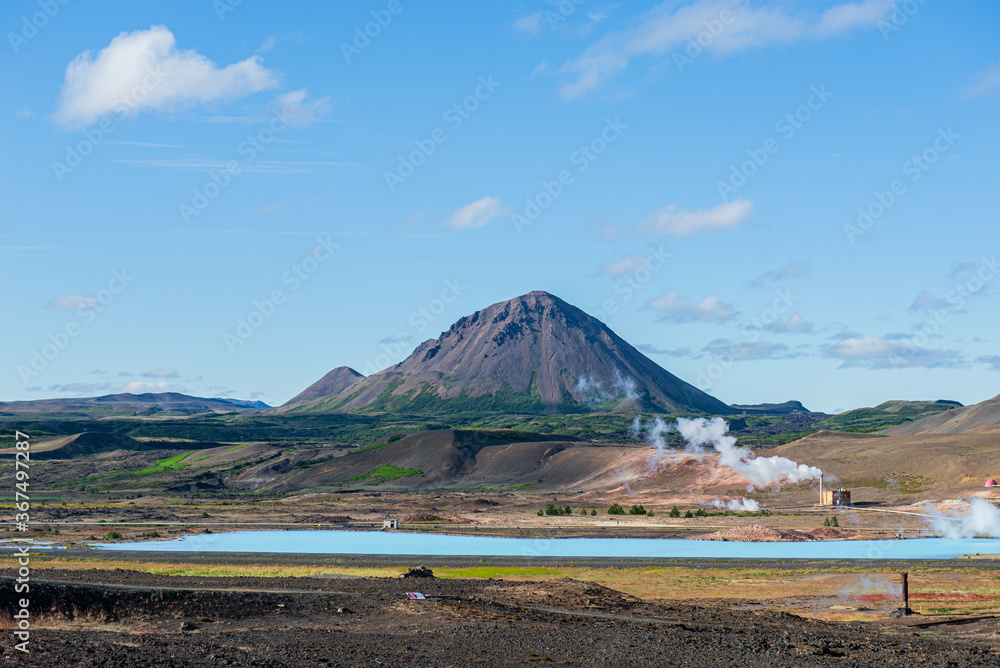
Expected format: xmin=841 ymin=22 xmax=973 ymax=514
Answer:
xmin=96 ymin=531 xmax=1000 ymax=560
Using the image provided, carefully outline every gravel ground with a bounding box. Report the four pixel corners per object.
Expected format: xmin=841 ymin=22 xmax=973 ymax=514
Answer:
xmin=2 ymin=569 xmax=998 ymax=667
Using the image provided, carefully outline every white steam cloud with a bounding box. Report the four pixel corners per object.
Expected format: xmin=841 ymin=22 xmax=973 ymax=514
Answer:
xmin=710 ymin=497 xmax=760 ymax=512
xmin=632 ymin=415 xmax=672 ymax=460
xmin=576 ymin=370 xmax=639 ymax=409
xmin=923 ymin=498 xmax=1000 ymax=538
xmin=676 ymin=417 xmax=823 ymax=491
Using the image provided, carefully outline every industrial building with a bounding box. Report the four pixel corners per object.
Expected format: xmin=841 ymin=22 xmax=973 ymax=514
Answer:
xmin=821 ymin=489 xmax=852 ymax=506
xmin=819 ymin=477 xmax=851 ymax=506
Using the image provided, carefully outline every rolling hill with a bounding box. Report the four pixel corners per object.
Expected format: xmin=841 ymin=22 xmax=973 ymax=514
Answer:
xmin=0 ymin=393 xmax=269 ymax=417
xmin=281 ymin=291 xmax=730 ymax=416
xmin=882 ymin=394 xmax=1000 ymax=436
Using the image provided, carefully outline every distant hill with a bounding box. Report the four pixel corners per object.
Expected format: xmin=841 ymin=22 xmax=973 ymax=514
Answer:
xmin=0 ymin=392 xmax=269 ymax=417
xmin=281 ymin=291 xmax=731 ymax=416
xmin=730 ymin=401 xmax=812 ymax=415
xmin=882 ymin=394 xmax=1000 ymax=436
xmin=288 ymin=367 xmax=364 ymax=403
xmin=816 ymin=400 xmax=962 ymax=433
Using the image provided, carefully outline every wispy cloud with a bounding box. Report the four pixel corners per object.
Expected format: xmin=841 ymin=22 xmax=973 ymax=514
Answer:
xmin=965 ymin=61 xmax=1000 ymax=98
xmin=763 ymin=312 xmax=813 ymax=333
xmin=105 ymin=140 xmax=186 ymax=148
xmin=445 ymin=196 xmax=509 ymax=230
xmin=270 ymin=89 xmax=333 ymax=128
xmin=646 ymin=291 xmax=736 ymax=323
xmin=513 ymin=13 xmax=545 ymax=36
xmin=815 ymin=0 xmax=896 ymax=37
xmin=55 ymin=25 xmax=278 ymax=128
xmin=140 ymin=368 xmax=179 ymax=378
xmin=599 ymin=254 xmax=650 ymax=276
xmin=557 ymin=0 xmax=896 ymax=99
xmin=46 ymin=382 xmax=114 ymax=395
xmin=636 ymin=199 xmax=752 ymax=237
xmin=638 ymin=343 xmax=694 ymax=357
xmin=112 ymin=158 xmax=354 ymax=174
xmin=702 ymin=338 xmax=803 ymax=361
xmin=976 ymin=355 xmax=1000 ymax=371
xmin=749 ymin=260 xmax=806 ymax=289
xmin=47 ymin=294 xmax=97 ymax=310
xmin=909 ymin=290 xmax=950 ymax=311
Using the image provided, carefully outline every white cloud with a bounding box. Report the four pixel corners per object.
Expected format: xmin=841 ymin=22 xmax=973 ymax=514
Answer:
xmin=445 ymin=196 xmax=509 ymax=230
xmin=55 ymin=25 xmax=279 ymax=128
xmin=513 ymin=13 xmax=545 ymax=36
xmin=749 ymin=260 xmax=807 ymax=288
xmin=115 ymin=380 xmax=187 ymax=394
xmin=816 ymin=0 xmax=895 ymax=37
xmin=966 ymin=61 xmax=1000 ymax=98
xmin=637 ymin=199 xmax=752 ymax=237
xmin=763 ymin=312 xmax=813 ymax=333
xmin=558 ymin=0 xmax=895 ymax=98
xmin=599 ymin=254 xmax=650 ymax=276
xmin=646 ymin=291 xmax=736 ymax=323
xmin=47 ymin=294 xmax=97 ymax=310
xmin=828 ymin=335 xmax=897 ymax=360
xmin=826 ymin=335 xmax=962 ymax=369
xmin=271 ymin=88 xmax=333 ymax=128
xmin=140 ymin=368 xmax=179 ymax=378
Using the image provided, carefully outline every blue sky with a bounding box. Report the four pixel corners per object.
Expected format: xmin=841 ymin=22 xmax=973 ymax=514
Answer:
xmin=2 ymin=0 xmax=999 ymax=413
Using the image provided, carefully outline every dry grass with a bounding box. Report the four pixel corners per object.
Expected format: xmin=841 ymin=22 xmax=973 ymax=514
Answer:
xmin=29 ymin=559 xmax=1000 ymax=623
xmin=31 ymin=558 xmax=400 ymax=579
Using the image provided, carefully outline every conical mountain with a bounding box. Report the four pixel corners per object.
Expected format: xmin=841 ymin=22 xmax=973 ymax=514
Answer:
xmin=281 ymin=291 xmax=729 ymax=415
xmin=287 ymin=366 xmax=363 ymax=403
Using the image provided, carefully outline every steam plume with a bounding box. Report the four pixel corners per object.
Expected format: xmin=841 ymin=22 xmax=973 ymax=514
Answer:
xmin=923 ymin=498 xmax=1000 ymax=538
xmin=710 ymin=497 xmax=760 ymax=512
xmin=676 ymin=417 xmax=822 ymax=491
xmin=576 ymin=369 xmax=639 ymax=408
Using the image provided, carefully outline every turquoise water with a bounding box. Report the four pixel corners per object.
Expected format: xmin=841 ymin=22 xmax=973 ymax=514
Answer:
xmin=96 ymin=530 xmax=999 ymax=559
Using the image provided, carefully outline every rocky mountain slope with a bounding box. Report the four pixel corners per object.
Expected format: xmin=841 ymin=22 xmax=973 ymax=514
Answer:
xmin=282 ymin=291 xmax=730 ymax=415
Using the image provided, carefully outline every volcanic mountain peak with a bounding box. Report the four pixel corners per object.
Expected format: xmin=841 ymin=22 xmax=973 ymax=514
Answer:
xmin=288 ymin=366 xmax=364 ymax=403
xmin=284 ymin=291 xmax=730 ymax=415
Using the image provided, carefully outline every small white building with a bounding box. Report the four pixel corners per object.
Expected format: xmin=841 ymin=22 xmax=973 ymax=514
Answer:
xmin=383 ymin=519 xmax=398 ymax=529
